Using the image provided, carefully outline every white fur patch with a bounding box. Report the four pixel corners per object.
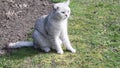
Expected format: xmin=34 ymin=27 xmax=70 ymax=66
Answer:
xmin=8 ymin=41 xmax=33 ymax=48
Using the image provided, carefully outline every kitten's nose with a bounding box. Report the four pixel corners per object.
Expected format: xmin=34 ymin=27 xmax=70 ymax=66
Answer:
xmin=65 ymin=14 xmax=68 ymax=17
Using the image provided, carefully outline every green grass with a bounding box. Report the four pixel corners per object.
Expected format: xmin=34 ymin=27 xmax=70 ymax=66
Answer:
xmin=0 ymin=0 xmax=120 ymax=68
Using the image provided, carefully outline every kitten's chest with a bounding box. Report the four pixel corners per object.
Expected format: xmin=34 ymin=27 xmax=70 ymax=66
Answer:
xmin=51 ymin=20 xmax=67 ymax=30
xmin=46 ymin=20 xmax=67 ymax=35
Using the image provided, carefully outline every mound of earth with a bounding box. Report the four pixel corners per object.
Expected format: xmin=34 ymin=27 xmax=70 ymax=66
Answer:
xmin=0 ymin=0 xmax=52 ymax=48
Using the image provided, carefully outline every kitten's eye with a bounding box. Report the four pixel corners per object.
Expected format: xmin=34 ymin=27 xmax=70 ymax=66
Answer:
xmin=61 ymin=11 xmax=65 ymax=14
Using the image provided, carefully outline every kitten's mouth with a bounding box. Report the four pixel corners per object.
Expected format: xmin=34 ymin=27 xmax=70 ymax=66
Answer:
xmin=64 ymin=16 xmax=68 ymax=19
xmin=63 ymin=17 xmax=67 ymax=20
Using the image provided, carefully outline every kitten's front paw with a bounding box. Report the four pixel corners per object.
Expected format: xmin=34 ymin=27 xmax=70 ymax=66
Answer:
xmin=57 ymin=50 xmax=64 ymax=54
xmin=70 ymin=48 xmax=76 ymax=53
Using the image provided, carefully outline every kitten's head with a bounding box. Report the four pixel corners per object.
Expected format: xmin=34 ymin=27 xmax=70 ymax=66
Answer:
xmin=52 ymin=0 xmax=70 ymax=20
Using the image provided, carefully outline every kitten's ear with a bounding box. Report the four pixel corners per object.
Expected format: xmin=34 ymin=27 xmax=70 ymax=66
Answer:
xmin=53 ymin=4 xmax=59 ymax=11
xmin=66 ymin=0 xmax=70 ymax=6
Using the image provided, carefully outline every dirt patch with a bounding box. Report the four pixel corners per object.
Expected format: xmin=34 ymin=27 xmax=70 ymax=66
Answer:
xmin=0 ymin=0 xmax=52 ymax=48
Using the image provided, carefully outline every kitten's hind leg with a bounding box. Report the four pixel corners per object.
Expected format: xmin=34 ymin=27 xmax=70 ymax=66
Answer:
xmin=42 ymin=47 xmax=51 ymax=52
xmin=33 ymin=30 xmax=51 ymax=52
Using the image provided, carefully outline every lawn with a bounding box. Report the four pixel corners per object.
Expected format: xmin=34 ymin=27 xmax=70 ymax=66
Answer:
xmin=0 ymin=0 xmax=120 ymax=68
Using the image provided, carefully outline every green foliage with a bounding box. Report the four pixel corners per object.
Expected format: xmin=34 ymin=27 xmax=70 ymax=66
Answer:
xmin=69 ymin=0 xmax=120 ymax=47
xmin=0 ymin=0 xmax=120 ymax=68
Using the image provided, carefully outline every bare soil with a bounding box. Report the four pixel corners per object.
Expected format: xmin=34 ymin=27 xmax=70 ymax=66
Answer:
xmin=0 ymin=0 xmax=52 ymax=48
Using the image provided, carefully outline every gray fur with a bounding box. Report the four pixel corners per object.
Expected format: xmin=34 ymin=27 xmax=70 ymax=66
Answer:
xmin=8 ymin=0 xmax=76 ymax=54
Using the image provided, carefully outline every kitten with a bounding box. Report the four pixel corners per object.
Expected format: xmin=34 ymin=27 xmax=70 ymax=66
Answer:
xmin=8 ymin=0 xmax=76 ymax=54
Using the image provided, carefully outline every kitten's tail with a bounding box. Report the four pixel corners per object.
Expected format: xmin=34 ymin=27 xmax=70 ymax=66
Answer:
xmin=8 ymin=41 xmax=33 ymax=48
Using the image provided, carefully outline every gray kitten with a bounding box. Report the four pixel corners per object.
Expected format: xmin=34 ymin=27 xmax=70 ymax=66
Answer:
xmin=8 ymin=0 xmax=76 ymax=54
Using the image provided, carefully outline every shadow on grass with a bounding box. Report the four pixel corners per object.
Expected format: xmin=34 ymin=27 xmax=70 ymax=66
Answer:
xmin=0 ymin=47 xmax=57 ymax=60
